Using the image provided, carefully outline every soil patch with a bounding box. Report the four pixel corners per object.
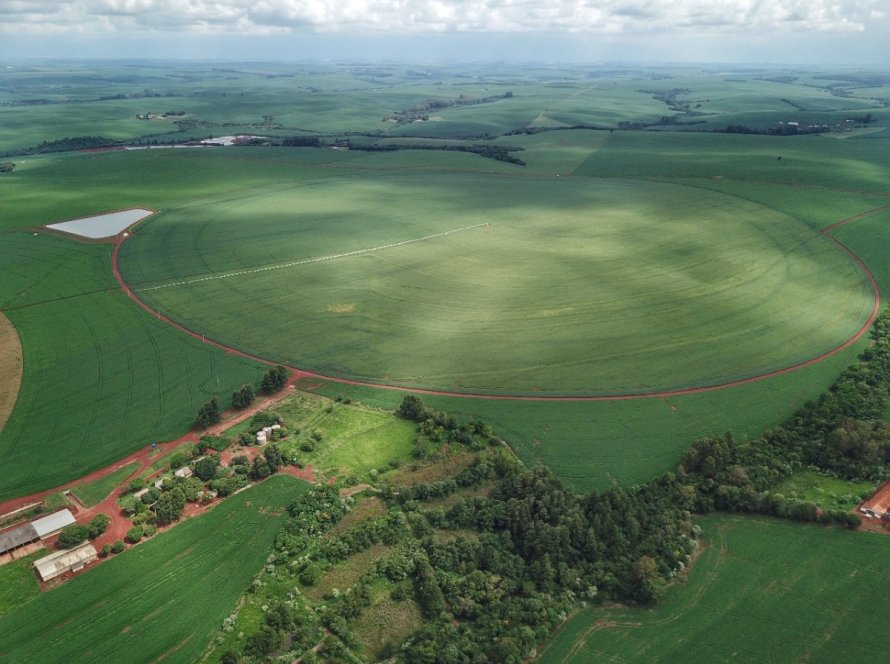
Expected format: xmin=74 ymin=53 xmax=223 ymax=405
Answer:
xmin=0 ymin=312 xmax=23 ymax=432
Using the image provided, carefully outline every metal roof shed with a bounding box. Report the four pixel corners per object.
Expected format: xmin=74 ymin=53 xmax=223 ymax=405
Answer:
xmin=33 ymin=543 xmax=98 ymax=582
xmin=0 ymin=523 xmax=39 ymax=556
xmin=32 ymin=509 xmax=76 ymax=539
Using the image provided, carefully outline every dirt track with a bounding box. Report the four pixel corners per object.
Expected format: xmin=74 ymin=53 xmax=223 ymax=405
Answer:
xmin=111 ymin=206 xmax=885 ymax=402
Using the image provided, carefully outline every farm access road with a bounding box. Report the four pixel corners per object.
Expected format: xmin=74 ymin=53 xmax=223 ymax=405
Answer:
xmin=112 ymin=205 xmax=886 ymax=402
xmin=0 ymin=380 xmax=316 ymax=553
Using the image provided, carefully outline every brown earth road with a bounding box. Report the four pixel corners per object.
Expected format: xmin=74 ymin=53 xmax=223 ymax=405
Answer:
xmin=111 ymin=205 xmax=886 ymax=402
xmin=0 ymin=380 xmax=310 ymax=520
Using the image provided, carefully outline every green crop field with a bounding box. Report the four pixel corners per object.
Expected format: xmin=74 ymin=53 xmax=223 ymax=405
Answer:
xmin=307 ymin=341 xmax=862 ymax=491
xmin=0 ymin=551 xmax=43 ymax=617
xmin=0 ymin=475 xmax=306 ymax=664
xmin=0 ymin=231 xmax=265 ymax=501
xmin=3 ymin=62 xmax=890 ymax=501
xmin=539 ymin=515 xmax=890 ymax=664
xmin=120 ymin=168 xmax=871 ymax=396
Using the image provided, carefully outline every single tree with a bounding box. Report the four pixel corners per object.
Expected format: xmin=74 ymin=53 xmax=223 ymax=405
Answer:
xmin=232 ymin=384 xmax=255 ymax=409
xmin=260 ymin=365 xmax=289 ymax=394
xmin=194 ymin=397 xmax=221 ymax=428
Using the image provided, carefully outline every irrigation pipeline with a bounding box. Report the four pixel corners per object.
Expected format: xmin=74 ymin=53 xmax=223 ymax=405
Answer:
xmin=111 ymin=206 xmax=886 ymax=403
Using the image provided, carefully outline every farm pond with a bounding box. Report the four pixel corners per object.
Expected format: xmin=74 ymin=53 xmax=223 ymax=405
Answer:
xmin=46 ymin=208 xmax=154 ymax=239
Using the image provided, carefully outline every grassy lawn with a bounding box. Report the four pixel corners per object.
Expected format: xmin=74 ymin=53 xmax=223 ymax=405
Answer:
xmin=540 ymin=514 xmax=890 ymax=664
xmin=70 ymin=461 xmax=140 ymax=507
xmin=0 ymin=475 xmax=307 ymax=664
xmin=777 ymin=471 xmax=876 ymax=511
xmin=230 ymin=392 xmax=416 ymax=478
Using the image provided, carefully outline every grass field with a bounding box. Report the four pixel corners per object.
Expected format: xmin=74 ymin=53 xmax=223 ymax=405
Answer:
xmin=539 ymin=515 xmax=890 ymax=664
xmin=120 ymin=171 xmax=871 ymax=396
xmin=0 ymin=232 xmax=265 ymax=501
xmin=776 ymin=471 xmax=876 ymax=511
xmin=0 ymin=475 xmax=306 ymax=664
xmin=70 ymin=461 xmax=140 ymax=507
xmin=235 ymin=393 xmax=416 ymax=478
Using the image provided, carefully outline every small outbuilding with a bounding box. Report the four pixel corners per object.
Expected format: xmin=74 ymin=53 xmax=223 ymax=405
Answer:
xmin=33 ymin=542 xmax=98 ymax=582
xmin=174 ymin=466 xmax=193 ymax=479
xmin=860 ymin=482 xmax=890 ymax=519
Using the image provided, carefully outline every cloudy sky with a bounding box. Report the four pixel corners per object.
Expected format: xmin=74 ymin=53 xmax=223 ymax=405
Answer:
xmin=0 ymin=0 xmax=887 ymax=63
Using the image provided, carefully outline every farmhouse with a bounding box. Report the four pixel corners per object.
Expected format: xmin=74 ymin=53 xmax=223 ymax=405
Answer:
xmin=33 ymin=542 xmax=98 ymax=582
xmin=860 ymin=482 xmax=890 ymax=519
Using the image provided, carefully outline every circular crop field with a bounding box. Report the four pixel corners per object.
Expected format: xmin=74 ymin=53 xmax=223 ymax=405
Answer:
xmin=119 ymin=173 xmax=873 ymax=396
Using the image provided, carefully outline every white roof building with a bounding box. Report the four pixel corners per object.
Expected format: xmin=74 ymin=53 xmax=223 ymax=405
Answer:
xmin=32 ymin=509 xmax=76 ymax=539
xmin=174 ymin=467 xmax=193 ymax=479
xmin=34 ymin=542 xmax=98 ymax=582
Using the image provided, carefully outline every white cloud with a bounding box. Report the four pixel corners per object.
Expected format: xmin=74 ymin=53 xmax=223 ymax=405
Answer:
xmin=0 ymin=0 xmax=883 ymax=36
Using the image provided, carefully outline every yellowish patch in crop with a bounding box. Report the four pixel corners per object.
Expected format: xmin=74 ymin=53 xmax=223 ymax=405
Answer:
xmin=0 ymin=312 xmax=22 ymax=432
xmin=327 ymin=303 xmax=356 ymax=313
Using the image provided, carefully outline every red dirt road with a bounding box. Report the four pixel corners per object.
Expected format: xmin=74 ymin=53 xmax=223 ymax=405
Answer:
xmin=111 ymin=206 xmax=885 ymax=402
xmin=0 ymin=381 xmax=312 ymax=521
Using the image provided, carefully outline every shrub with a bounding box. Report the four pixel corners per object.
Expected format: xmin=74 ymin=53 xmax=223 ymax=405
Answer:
xmin=111 ymin=540 xmax=125 ymax=554
xmin=87 ymin=513 xmax=111 ymax=539
xmin=57 ymin=524 xmax=90 ymax=549
xmin=126 ymin=526 xmax=144 ymax=543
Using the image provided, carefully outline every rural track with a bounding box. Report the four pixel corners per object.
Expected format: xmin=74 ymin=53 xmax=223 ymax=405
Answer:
xmin=110 ymin=206 xmax=885 ymax=403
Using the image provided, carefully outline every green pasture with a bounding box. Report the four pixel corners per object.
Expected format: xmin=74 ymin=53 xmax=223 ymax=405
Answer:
xmin=230 ymin=392 xmax=415 ymax=478
xmin=0 ymin=232 xmax=264 ymax=501
xmin=777 ymin=471 xmax=875 ymax=511
xmin=0 ymin=475 xmax=306 ymax=664
xmin=70 ymin=461 xmax=140 ymax=507
xmin=121 ymin=172 xmax=871 ymax=396
xmin=540 ymin=515 xmax=890 ymax=664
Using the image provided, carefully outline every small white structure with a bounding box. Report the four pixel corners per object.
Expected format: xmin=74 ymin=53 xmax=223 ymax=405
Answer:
xmin=133 ymin=488 xmax=149 ymax=500
xmin=32 ymin=509 xmax=76 ymax=539
xmin=34 ymin=542 xmax=98 ymax=582
xmin=154 ymin=479 xmax=165 ymax=489
xmin=174 ymin=466 xmax=193 ymax=479
xmin=256 ymin=430 xmax=268 ymax=445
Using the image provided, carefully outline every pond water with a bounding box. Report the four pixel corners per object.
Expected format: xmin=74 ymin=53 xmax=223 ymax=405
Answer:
xmin=46 ymin=208 xmax=154 ymax=239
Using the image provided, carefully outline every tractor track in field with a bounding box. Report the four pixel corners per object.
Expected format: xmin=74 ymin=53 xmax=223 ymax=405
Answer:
xmin=110 ymin=206 xmax=885 ymax=403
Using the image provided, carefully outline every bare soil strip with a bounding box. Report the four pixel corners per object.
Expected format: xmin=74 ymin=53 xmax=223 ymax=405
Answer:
xmin=0 ymin=312 xmax=23 ymax=432
xmin=111 ymin=206 xmax=884 ymax=402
